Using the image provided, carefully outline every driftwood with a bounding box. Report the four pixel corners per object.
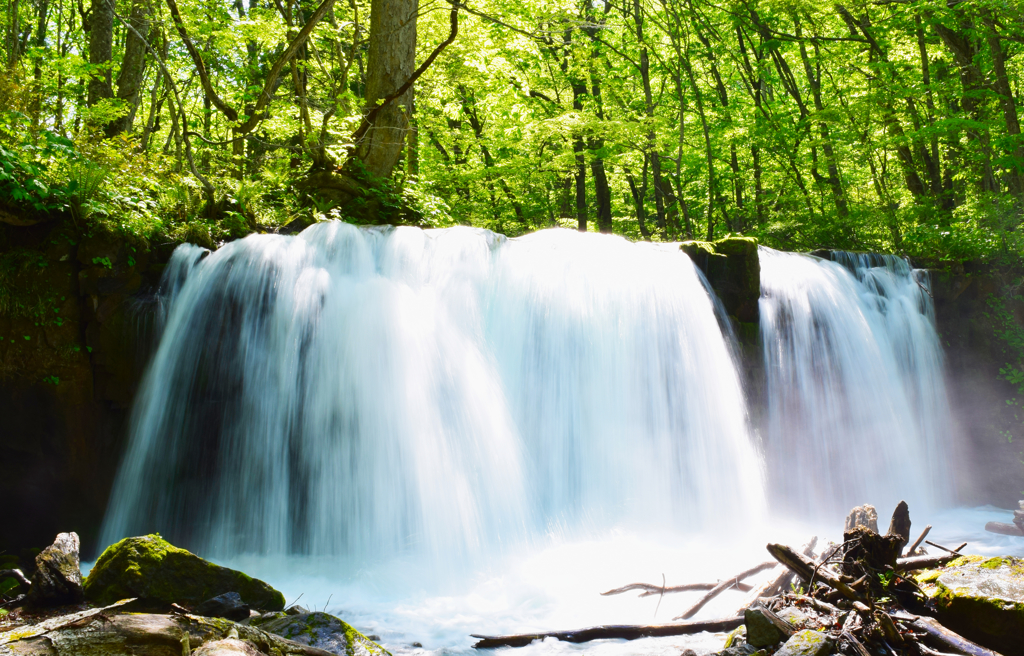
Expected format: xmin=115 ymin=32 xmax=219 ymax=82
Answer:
xmin=0 ymin=569 xmax=31 ymax=589
xmin=984 ymin=521 xmax=1023 ymax=536
xmin=907 ymin=525 xmax=932 ymax=556
xmin=887 ymin=500 xmax=912 ymax=551
xmin=765 ymin=543 xmax=866 ymax=603
xmin=747 ymin=537 xmax=818 ymax=604
xmin=841 ymin=631 xmax=872 ymax=656
xmin=911 ymin=617 xmax=1002 ymax=656
xmin=601 ymin=581 xmax=752 ymax=597
xmin=673 ymin=561 xmax=776 ymax=620
xmin=895 ymin=544 xmax=966 ymax=572
xmin=925 ymin=541 xmax=969 ymax=556
xmin=470 ymin=616 xmax=744 ymax=649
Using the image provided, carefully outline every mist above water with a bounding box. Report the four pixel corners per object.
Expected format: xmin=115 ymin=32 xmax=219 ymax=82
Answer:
xmin=759 ymin=248 xmax=955 ymax=517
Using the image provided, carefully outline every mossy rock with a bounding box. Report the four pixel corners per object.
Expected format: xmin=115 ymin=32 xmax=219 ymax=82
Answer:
xmin=83 ymin=535 xmax=285 ymax=611
xmin=679 ymin=240 xmax=719 ymax=260
xmin=774 ymin=630 xmax=832 ymax=656
xmin=712 ymin=236 xmax=758 ymax=257
xmin=919 ymin=555 xmax=1024 ymax=655
xmin=258 ymin=611 xmax=390 ymax=656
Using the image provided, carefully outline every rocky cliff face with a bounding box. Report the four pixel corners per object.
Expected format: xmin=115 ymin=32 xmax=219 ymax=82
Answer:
xmin=931 ymin=270 xmax=1024 ymax=507
xmin=0 ymin=219 xmax=166 ymax=557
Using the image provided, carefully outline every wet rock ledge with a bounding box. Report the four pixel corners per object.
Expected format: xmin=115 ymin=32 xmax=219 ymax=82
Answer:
xmin=0 ymin=532 xmax=388 ymax=656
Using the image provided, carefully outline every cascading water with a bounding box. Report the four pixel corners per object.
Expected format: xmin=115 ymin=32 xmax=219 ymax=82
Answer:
xmin=97 ymin=227 xmax=1015 ymax=653
xmin=758 ymin=247 xmax=955 ymax=517
xmin=101 ymin=222 xmax=764 ymax=562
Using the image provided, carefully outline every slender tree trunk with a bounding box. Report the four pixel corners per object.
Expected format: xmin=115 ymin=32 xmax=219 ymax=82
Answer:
xmin=935 ymin=20 xmax=999 ymax=194
xmin=108 ymin=0 xmax=151 ymax=135
xmin=915 ymin=14 xmax=944 ymax=201
xmin=984 ymin=18 xmax=1023 ymax=198
xmin=574 ymin=137 xmax=587 ymax=232
xmin=29 ymin=0 xmax=49 ymax=126
xmin=407 ymin=91 xmax=419 ymax=179
xmin=88 ymin=0 xmax=114 ymax=107
xmin=796 ymin=25 xmax=848 ymax=218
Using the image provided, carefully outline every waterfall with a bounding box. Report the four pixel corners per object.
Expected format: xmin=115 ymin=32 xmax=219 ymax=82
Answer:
xmin=758 ymin=247 xmax=954 ymax=517
xmin=101 ymin=223 xmax=764 ymax=560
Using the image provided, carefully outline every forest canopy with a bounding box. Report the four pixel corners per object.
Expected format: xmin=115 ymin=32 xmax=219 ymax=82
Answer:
xmin=0 ymin=0 xmax=1022 ymax=266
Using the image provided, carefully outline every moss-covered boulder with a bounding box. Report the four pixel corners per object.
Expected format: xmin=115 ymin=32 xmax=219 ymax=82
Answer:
xmin=83 ymin=535 xmax=285 ymax=611
xmin=680 ymin=236 xmax=760 ymax=324
xmin=255 ymin=611 xmax=389 ymax=656
xmin=918 ymin=555 xmax=1024 ymax=656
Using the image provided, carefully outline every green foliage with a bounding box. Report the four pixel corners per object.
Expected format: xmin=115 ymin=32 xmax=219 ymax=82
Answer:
xmin=0 ymin=113 xmax=76 ymax=215
xmin=0 ymin=0 xmax=1020 ymax=266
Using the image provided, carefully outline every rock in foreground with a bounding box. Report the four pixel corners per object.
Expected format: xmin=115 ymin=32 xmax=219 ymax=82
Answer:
xmin=255 ymin=611 xmax=389 ymax=656
xmin=919 ymin=555 xmax=1024 ymax=656
xmin=83 ymin=535 xmax=285 ymax=610
xmin=0 ymin=608 xmax=342 ymax=655
xmin=26 ymin=533 xmax=84 ymax=607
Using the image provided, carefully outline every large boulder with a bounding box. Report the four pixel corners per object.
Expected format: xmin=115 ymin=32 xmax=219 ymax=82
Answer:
xmin=83 ymin=535 xmax=284 ymax=611
xmin=255 ymin=612 xmax=389 ymax=656
xmin=26 ymin=533 xmax=84 ymax=607
xmin=918 ymin=555 xmax=1024 ymax=656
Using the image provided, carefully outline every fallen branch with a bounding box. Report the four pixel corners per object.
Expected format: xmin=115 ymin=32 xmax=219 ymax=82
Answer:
xmin=674 ymin=561 xmax=776 ymax=620
xmin=470 ymin=616 xmax=743 ymax=649
xmin=600 ymin=581 xmax=752 ymax=597
xmin=765 ymin=543 xmax=866 ymax=603
xmin=984 ymin=521 xmax=1023 ymax=536
xmin=740 ymin=537 xmax=818 ymax=607
xmin=0 ymin=569 xmax=30 ymax=589
xmin=911 ymin=617 xmax=1002 ymax=656
xmin=925 ymin=541 xmax=969 ymax=556
xmin=792 ymin=594 xmax=840 ymax=615
xmin=907 ymin=525 xmax=932 ymax=556
xmin=841 ymin=630 xmax=873 ymax=656
xmin=895 ymin=544 xmax=966 ymax=572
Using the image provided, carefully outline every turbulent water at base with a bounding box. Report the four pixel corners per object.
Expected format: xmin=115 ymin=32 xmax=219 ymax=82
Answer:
xmin=101 ymin=223 xmax=764 ymax=560
xmin=758 ymin=248 xmax=955 ymax=517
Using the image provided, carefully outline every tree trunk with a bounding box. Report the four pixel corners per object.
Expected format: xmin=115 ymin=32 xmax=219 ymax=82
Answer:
xmin=356 ymin=0 xmax=417 ymax=180
xmin=108 ymin=0 xmax=151 ymax=135
xmin=934 ymin=20 xmax=999 ymax=194
xmin=984 ymin=18 xmax=1023 ymax=199
xmin=797 ymin=26 xmax=848 ymax=218
xmin=88 ymin=0 xmax=114 ymax=107
xmin=574 ymin=137 xmax=587 ymax=232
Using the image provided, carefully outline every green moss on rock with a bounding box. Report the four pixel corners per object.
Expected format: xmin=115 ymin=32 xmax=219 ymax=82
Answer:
xmin=83 ymin=535 xmax=285 ymax=611
xmin=679 ymin=240 xmax=719 ymax=260
xmin=774 ymin=630 xmax=833 ymax=656
xmin=258 ymin=611 xmax=390 ymax=656
xmin=919 ymin=555 xmax=1024 ymax=655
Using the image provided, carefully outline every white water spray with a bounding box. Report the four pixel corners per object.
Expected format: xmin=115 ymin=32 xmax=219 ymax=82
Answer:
xmin=101 ymin=223 xmax=764 ymax=562
xmin=758 ymin=248 xmax=955 ymax=517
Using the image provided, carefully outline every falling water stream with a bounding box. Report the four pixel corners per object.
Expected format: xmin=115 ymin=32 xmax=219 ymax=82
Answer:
xmin=100 ymin=224 xmax=1017 ymax=655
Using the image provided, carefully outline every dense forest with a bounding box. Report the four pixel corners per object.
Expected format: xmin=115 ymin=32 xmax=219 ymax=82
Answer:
xmin=0 ymin=0 xmax=1022 ymax=265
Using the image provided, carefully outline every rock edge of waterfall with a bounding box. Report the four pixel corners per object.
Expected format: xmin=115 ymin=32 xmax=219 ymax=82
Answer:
xmin=0 ymin=532 xmax=390 ymax=656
